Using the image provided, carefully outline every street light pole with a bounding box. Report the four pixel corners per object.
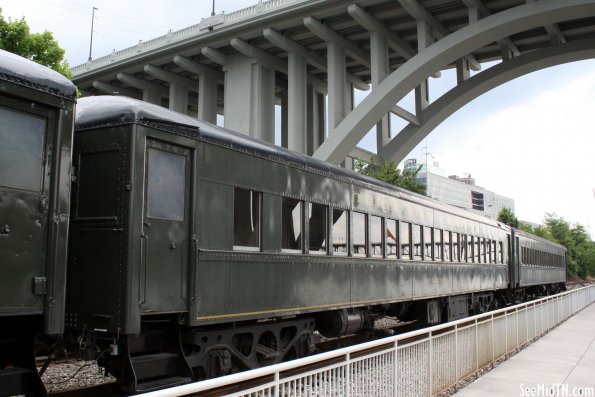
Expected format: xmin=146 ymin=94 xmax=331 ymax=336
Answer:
xmin=211 ymin=0 xmax=216 ymax=16
xmin=88 ymin=7 xmax=98 ymax=62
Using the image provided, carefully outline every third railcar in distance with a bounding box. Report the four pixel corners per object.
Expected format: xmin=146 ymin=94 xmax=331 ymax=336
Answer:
xmin=65 ymin=96 xmax=566 ymax=394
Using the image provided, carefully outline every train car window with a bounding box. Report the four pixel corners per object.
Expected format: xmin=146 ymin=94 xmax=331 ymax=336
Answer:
xmin=423 ymin=227 xmax=433 ymax=260
xmin=492 ymin=240 xmax=497 ymax=264
xmin=370 ymin=216 xmax=383 ymax=258
xmin=482 ymin=239 xmax=487 ymax=263
xmin=475 ymin=238 xmax=482 ymax=263
xmin=467 ymin=236 xmax=475 ymax=263
xmin=386 ymin=219 xmax=398 ymax=259
xmin=281 ymin=198 xmax=303 ymax=252
xmin=332 ymin=208 xmax=348 ymax=256
xmin=147 ymin=148 xmax=186 ymax=221
xmin=434 ymin=229 xmax=442 ymax=261
xmin=452 ymin=233 xmax=459 ymax=262
xmin=353 ymin=212 xmax=368 ymax=257
xmin=0 ymin=106 xmax=47 ymax=192
xmin=459 ymin=234 xmax=467 ymax=262
xmin=499 ymin=241 xmax=504 ymax=264
xmin=233 ymin=188 xmax=261 ymax=250
xmin=308 ymin=203 xmax=327 ymax=255
xmin=486 ymin=240 xmax=492 ymax=263
xmin=400 ymin=222 xmax=411 ymax=259
xmin=412 ymin=224 xmax=422 ymax=260
xmin=443 ymin=231 xmax=451 ymax=261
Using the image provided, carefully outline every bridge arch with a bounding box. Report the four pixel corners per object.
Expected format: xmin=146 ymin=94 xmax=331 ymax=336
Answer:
xmin=379 ymin=38 xmax=595 ymax=163
xmin=313 ymin=0 xmax=595 ymax=164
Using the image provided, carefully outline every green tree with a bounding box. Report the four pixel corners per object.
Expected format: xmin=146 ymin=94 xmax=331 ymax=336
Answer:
xmin=497 ymin=207 xmax=519 ymax=228
xmin=354 ymin=156 xmax=427 ymax=195
xmin=0 ymin=9 xmax=72 ymax=78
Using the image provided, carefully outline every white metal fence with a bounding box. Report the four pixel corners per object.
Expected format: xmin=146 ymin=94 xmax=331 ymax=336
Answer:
xmin=140 ymin=285 xmax=595 ymax=397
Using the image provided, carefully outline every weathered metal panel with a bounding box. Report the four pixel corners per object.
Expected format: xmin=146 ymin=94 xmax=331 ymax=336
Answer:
xmin=197 ymin=180 xmax=233 ymax=251
xmin=350 ymin=260 xmax=413 ymax=302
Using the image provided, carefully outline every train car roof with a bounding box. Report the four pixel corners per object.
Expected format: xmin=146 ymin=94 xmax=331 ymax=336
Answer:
xmin=0 ymin=49 xmax=76 ymax=100
xmin=74 ymin=96 xmax=508 ymax=228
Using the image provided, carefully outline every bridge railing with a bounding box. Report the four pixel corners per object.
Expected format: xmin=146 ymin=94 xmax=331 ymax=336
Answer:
xmin=138 ymin=285 xmax=595 ymax=397
xmin=70 ymin=0 xmax=307 ymax=76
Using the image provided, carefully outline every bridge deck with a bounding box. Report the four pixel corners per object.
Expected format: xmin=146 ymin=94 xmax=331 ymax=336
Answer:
xmin=455 ymin=301 xmax=595 ymax=396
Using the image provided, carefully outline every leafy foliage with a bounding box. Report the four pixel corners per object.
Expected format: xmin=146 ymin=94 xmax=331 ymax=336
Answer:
xmin=354 ymin=156 xmax=427 ymax=196
xmin=499 ymin=209 xmax=595 ymax=279
xmin=497 ymin=207 xmax=519 ymax=228
xmin=0 ymin=9 xmax=72 ymax=78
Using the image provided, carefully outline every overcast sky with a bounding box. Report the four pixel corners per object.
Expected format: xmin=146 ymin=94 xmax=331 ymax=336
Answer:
xmin=2 ymin=0 xmax=594 ymax=236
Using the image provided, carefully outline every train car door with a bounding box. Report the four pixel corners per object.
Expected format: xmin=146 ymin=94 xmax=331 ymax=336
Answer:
xmin=141 ymin=140 xmax=191 ymax=313
xmin=0 ymin=102 xmax=51 ymax=313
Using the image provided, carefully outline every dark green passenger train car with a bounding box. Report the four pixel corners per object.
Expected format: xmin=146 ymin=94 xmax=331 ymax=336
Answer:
xmin=0 ymin=49 xmax=76 ymax=396
xmin=67 ymin=96 xmax=565 ymax=393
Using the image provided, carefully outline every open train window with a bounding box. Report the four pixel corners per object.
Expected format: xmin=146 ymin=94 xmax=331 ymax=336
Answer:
xmin=332 ymin=208 xmax=348 ymax=256
xmin=146 ymin=148 xmax=186 ymax=221
xmin=460 ymin=234 xmax=468 ymax=262
xmin=499 ymin=241 xmax=504 ymax=264
xmin=452 ymin=233 xmax=459 ymax=262
xmin=412 ymin=224 xmax=422 ymax=260
xmin=233 ymin=188 xmax=261 ymax=250
xmin=423 ymin=227 xmax=433 ymax=260
xmin=370 ymin=216 xmax=382 ymax=258
xmin=0 ymin=106 xmax=46 ymax=192
xmin=434 ymin=229 xmax=442 ymax=261
xmin=282 ymin=197 xmax=302 ymax=252
xmin=443 ymin=231 xmax=450 ymax=261
xmin=467 ymin=236 xmax=475 ymax=263
xmin=386 ymin=219 xmax=398 ymax=259
xmin=352 ymin=212 xmax=367 ymax=257
xmin=309 ymin=203 xmax=327 ymax=255
xmin=400 ymin=222 xmax=411 ymax=259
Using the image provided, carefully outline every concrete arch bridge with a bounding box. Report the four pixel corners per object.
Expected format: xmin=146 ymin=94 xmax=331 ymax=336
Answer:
xmin=71 ymin=0 xmax=595 ymax=167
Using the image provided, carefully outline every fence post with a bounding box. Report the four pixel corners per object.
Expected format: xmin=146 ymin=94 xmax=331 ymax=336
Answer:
xmin=429 ymin=333 xmax=433 ymax=397
xmin=393 ymin=342 xmax=399 ymax=397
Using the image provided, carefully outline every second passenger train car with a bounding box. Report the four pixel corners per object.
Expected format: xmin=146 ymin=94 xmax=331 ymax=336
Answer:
xmin=66 ymin=96 xmax=566 ymax=393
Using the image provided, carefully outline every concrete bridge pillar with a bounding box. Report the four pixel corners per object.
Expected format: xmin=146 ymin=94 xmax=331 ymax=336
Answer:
xmin=287 ymin=52 xmax=307 ymax=153
xmin=169 ymin=84 xmax=189 ymax=114
xmin=327 ymin=42 xmax=352 ymax=133
xmin=198 ymin=75 xmax=217 ymax=124
xmin=306 ymin=84 xmax=326 ymax=156
xmin=370 ymin=31 xmax=391 ymax=156
xmin=223 ymin=54 xmax=275 ymax=143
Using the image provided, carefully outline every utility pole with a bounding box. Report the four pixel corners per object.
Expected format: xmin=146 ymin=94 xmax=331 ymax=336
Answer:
xmin=211 ymin=0 xmax=216 ymax=16
xmin=88 ymin=7 xmax=98 ymax=61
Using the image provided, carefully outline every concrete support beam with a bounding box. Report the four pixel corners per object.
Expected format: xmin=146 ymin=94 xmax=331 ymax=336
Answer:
xmin=462 ymin=0 xmax=521 ymax=57
xmin=116 ymin=72 xmax=168 ymax=105
xmin=92 ymin=80 xmax=140 ymax=98
xmin=415 ymin=20 xmax=431 ymax=115
xmin=398 ymin=0 xmax=481 ymax=71
xmin=262 ymin=28 xmax=369 ymax=91
xmin=526 ymin=0 xmax=567 ymax=44
xmin=304 ymin=17 xmax=371 ymax=68
xmin=231 ymin=38 xmax=287 ymax=72
xmin=173 ymin=55 xmax=224 ymax=82
xmin=201 ymin=47 xmax=228 ymax=66
xmin=348 ymin=4 xmax=416 ymax=60
xmin=144 ymin=64 xmax=197 ymax=113
xmin=391 ymin=105 xmax=420 ymax=126
xmin=287 ymin=52 xmax=307 ymax=153
xmin=280 ymin=88 xmax=288 ymax=148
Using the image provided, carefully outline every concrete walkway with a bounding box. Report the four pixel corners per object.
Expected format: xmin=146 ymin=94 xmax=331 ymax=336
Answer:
xmin=454 ymin=302 xmax=595 ymax=396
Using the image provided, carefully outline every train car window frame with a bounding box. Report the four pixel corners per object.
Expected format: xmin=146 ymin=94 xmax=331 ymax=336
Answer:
xmin=452 ymin=233 xmax=459 ymax=262
xmin=308 ymin=202 xmax=328 ymax=255
xmin=386 ymin=219 xmax=398 ymax=259
xmin=233 ymin=187 xmax=262 ymax=251
xmin=146 ymin=147 xmax=188 ymax=222
xmin=400 ymin=221 xmax=412 ymax=260
xmin=0 ymin=104 xmax=49 ymax=193
xmin=423 ymin=226 xmax=433 ymax=261
xmin=443 ymin=231 xmax=451 ymax=262
xmin=467 ymin=236 xmax=474 ymax=263
xmin=434 ymin=229 xmax=443 ymax=261
xmin=281 ymin=197 xmax=303 ymax=253
xmin=331 ymin=208 xmax=348 ymax=256
xmin=370 ymin=215 xmax=383 ymax=258
xmin=412 ymin=224 xmax=422 ymax=261
xmin=352 ymin=211 xmax=368 ymax=258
